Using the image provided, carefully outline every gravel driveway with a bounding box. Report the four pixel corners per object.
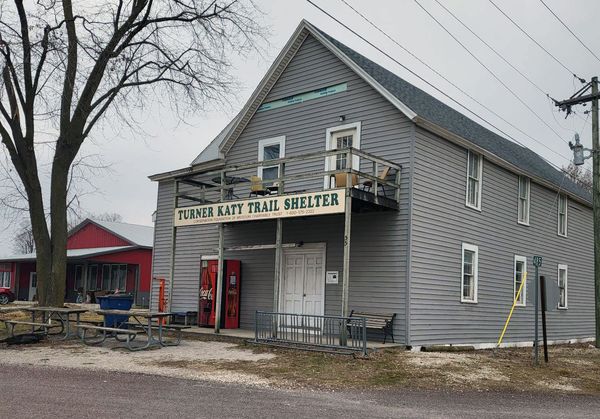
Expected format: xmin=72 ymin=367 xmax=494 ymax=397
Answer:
xmin=0 ymin=339 xmax=275 ymax=385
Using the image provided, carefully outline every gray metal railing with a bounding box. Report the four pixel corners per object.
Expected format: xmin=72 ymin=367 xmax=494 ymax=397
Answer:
xmin=254 ymin=311 xmax=367 ymax=356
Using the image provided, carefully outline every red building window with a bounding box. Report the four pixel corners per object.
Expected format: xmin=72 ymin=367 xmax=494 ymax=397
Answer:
xmin=0 ymin=263 xmax=11 ymax=288
xmin=101 ymin=264 xmax=127 ymax=291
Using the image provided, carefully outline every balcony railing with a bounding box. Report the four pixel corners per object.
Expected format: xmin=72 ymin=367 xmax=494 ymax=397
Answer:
xmin=175 ymin=147 xmax=402 ymax=210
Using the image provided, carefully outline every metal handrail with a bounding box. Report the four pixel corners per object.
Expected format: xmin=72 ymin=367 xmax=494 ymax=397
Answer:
xmin=254 ymin=310 xmax=368 ymax=356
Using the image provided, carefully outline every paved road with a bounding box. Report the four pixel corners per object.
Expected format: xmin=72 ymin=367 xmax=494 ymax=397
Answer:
xmin=1 ymin=364 xmax=599 ymax=418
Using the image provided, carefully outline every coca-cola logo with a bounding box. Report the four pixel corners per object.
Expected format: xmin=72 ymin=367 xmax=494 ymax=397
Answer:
xmin=200 ymin=287 xmax=213 ymax=300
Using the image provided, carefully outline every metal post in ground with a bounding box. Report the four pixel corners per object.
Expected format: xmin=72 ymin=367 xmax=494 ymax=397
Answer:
xmin=534 ymin=264 xmax=539 ymax=366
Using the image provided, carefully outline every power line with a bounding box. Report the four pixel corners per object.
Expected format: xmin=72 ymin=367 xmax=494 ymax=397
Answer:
xmin=432 ymin=0 xmax=549 ymax=99
xmin=539 ymin=0 xmax=600 ymax=64
xmin=336 ymin=0 xmax=572 ymax=163
xmin=305 ymin=0 xmax=573 ymax=170
xmin=413 ymin=0 xmax=569 ymax=145
xmin=488 ymin=0 xmax=586 ymax=83
xmin=434 ymin=0 xmax=587 ymax=126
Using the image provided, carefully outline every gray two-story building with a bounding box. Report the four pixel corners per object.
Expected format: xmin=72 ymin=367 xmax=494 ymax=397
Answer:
xmin=149 ymin=20 xmax=594 ymax=348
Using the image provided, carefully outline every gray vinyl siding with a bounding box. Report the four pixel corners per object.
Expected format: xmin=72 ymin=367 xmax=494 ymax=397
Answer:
xmin=156 ymin=213 xmax=406 ymax=337
xmin=409 ymin=126 xmax=594 ymax=346
xmin=223 ymin=34 xmax=411 ymax=340
xmin=150 ymin=180 xmax=174 ymax=310
xmin=151 ymin=34 xmax=412 ymax=342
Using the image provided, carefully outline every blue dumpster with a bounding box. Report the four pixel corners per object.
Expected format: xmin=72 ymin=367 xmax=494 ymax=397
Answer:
xmin=97 ymin=294 xmax=134 ymax=327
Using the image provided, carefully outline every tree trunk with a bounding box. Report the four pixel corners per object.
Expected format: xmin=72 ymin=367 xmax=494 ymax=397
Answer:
xmin=44 ymin=154 xmax=71 ymax=307
xmin=28 ymin=188 xmax=52 ymax=306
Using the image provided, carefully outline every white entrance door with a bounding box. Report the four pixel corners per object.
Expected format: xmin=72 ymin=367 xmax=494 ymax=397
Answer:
xmin=281 ymin=245 xmax=325 ymax=317
xmin=29 ymin=272 xmax=37 ymax=301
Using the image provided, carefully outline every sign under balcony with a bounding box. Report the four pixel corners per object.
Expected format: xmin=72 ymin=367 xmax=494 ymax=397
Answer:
xmin=174 ymin=189 xmax=346 ymax=226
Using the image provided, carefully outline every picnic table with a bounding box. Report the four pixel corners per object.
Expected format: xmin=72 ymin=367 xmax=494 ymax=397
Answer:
xmin=2 ymin=306 xmax=88 ymax=340
xmin=79 ymin=310 xmax=188 ymax=351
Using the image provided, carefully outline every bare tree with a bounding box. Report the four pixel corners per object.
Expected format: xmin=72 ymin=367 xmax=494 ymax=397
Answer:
xmin=563 ymin=163 xmax=593 ymax=192
xmin=0 ymin=1 xmax=264 ymax=306
xmin=92 ymin=212 xmax=123 ymax=223
xmin=68 ymin=211 xmax=124 ymax=230
xmin=13 ymin=220 xmax=35 ymax=254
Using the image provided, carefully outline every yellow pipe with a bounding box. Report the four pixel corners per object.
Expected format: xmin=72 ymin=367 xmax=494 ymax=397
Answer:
xmin=497 ymin=271 xmax=528 ymax=347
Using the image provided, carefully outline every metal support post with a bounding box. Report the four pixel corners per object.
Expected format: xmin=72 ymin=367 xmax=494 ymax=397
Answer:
xmin=215 ymin=172 xmax=226 ymax=333
xmin=540 ymin=276 xmax=549 ymax=363
xmin=534 ymin=265 xmax=539 ymax=365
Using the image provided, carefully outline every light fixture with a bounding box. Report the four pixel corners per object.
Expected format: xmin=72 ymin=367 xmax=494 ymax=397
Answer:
xmin=339 ymin=115 xmax=346 ymax=122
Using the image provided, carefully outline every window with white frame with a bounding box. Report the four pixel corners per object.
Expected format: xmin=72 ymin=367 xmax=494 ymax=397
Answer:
xmin=461 ymin=243 xmax=479 ymax=303
xmin=513 ymin=256 xmax=527 ymax=306
xmin=557 ymin=194 xmax=567 ymax=236
xmin=518 ymin=176 xmax=530 ymax=225
xmin=258 ymin=136 xmax=285 ymax=185
xmin=324 ymin=122 xmax=361 ymax=188
xmin=0 ymin=271 xmax=10 ymax=288
xmin=466 ymin=151 xmax=483 ymax=210
xmin=558 ymin=264 xmax=568 ymax=309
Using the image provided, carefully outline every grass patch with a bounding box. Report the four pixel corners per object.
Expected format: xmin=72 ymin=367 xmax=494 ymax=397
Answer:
xmin=212 ymin=342 xmax=600 ymax=394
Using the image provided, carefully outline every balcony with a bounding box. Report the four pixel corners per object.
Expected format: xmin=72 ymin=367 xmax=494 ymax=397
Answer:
xmin=173 ymin=147 xmax=402 ymax=215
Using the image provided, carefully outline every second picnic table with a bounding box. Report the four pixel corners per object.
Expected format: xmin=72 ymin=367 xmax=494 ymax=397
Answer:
xmin=79 ymin=310 xmax=188 ymax=351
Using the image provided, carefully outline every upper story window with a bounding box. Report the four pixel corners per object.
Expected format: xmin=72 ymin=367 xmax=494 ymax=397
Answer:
xmin=258 ymin=136 xmax=285 ymax=184
xmin=466 ymin=151 xmax=483 ymax=210
xmin=518 ymin=176 xmax=530 ymax=225
xmin=557 ymin=194 xmax=568 ymax=237
xmin=461 ymin=243 xmax=479 ymax=303
xmin=557 ymin=264 xmax=568 ymax=309
xmin=513 ymin=255 xmax=527 ymax=306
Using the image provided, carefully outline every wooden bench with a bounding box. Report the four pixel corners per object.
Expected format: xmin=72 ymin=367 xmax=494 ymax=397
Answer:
xmin=3 ymin=320 xmax=63 ymax=337
xmin=77 ymin=324 xmax=141 ymax=346
xmin=348 ymin=311 xmax=396 ymax=343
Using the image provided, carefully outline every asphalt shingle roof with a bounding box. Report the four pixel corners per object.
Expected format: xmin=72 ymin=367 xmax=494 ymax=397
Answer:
xmin=318 ymin=29 xmax=591 ymax=203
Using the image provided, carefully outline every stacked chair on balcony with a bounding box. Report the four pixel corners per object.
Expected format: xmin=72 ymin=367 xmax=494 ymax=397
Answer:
xmin=249 ymin=176 xmax=270 ymax=197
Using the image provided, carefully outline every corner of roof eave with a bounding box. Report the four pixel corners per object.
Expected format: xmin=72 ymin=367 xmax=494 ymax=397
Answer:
xmin=148 ymin=158 xmax=226 ymax=182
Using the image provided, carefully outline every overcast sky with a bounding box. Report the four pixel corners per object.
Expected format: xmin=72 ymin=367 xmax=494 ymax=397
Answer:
xmin=1 ymin=0 xmax=599 ymax=256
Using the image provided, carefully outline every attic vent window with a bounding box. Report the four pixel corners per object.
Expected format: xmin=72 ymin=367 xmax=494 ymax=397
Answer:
xmin=257 ymin=83 xmax=347 ymax=113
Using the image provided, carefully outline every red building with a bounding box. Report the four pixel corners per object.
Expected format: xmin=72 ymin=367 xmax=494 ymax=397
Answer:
xmin=0 ymin=219 xmax=154 ymax=307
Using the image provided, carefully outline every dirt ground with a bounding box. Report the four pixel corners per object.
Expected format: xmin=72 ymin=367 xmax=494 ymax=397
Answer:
xmin=1 ymin=309 xmax=599 ymax=395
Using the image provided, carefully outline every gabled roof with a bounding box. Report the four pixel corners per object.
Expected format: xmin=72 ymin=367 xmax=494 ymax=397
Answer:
xmin=0 ymin=246 xmax=136 ymax=263
xmin=151 ymin=19 xmax=590 ymax=204
xmin=69 ymin=219 xmax=154 ymax=248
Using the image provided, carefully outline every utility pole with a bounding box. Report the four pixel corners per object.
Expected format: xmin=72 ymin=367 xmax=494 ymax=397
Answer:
xmin=558 ymin=76 xmax=600 ymax=348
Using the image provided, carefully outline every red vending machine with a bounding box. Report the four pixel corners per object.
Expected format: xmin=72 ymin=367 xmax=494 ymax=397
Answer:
xmin=198 ymin=259 xmax=241 ymax=328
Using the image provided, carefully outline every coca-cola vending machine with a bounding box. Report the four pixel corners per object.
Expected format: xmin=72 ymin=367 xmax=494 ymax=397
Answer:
xmin=198 ymin=259 xmax=241 ymax=328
